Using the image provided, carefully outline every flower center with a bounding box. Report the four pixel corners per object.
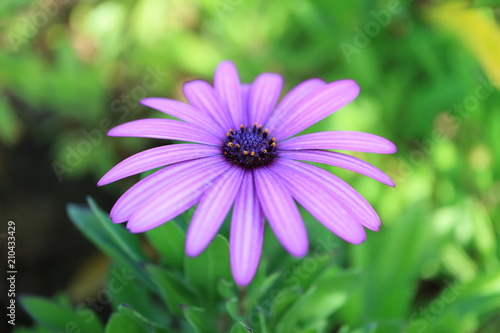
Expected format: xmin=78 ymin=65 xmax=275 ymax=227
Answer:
xmin=223 ymin=124 xmax=277 ymax=168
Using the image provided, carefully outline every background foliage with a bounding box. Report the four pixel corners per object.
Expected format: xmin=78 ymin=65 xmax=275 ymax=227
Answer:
xmin=1 ymin=0 xmax=500 ymax=332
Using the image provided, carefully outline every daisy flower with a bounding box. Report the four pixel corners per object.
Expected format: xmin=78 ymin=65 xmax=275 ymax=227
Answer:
xmin=98 ymin=60 xmax=396 ymax=285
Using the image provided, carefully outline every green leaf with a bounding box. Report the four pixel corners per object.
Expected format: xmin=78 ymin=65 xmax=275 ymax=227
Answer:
xmin=12 ymin=324 xmax=53 ymax=333
xmin=183 ymin=307 xmax=218 ymax=333
xmin=184 ymin=235 xmax=231 ymax=305
xmin=118 ymin=304 xmax=170 ymax=329
xmin=276 ymin=269 xmax=361 ymax=332
xmin=230 ymin=322 xmax=252 ymax=333
xmin=67 ymin=199 xmax=154 ymax=290
xmin=264 ymin=286 xmax=303 ymax=325
xmin=249 ymin=311 xmax=268 ymax=333
xmin=87 ymin=197 xmax=147 ymax=262
xmin=468 ymin=199 xmax=498 ymax=269
xmin=105 ymin=313 xmax=144 ymax=333
xmin=217 ymin=278 xmax=237 ymax=300
xmin=106 ymin=263 xmax=169 ymax=327
xmin=20 ymin=295 xmax=104 ymax=333
xmin=245 ymin=271 xmax=280 ymax=308
xmin=146 ymin=264 xmax=198 ymax=316
xmin=146 ymin=220 xmax=186 ymax=270
xmin=107 ymin=264 xmax=151 ymax=314
xmin=338 ymin=323 xmax=378 ymax=333
xmin=225 ymin=297 xmax=241 ymax=322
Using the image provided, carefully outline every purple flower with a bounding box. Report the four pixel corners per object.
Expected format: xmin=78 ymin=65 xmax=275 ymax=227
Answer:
xmin=99 ymin=60 xmax=396 ymax=285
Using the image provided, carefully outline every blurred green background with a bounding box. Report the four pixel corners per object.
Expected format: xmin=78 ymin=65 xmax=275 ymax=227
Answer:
xmin=1 ymin=0 xmax=500 ymax=332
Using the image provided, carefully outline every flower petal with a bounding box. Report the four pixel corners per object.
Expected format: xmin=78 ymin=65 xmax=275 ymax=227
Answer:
xmin=278 ymin=150 xmax=395 ymax=187
xmin=98 ymin=144 xmax=222 ymax=186
xmin=140 ymin=97 xmax=221 ymax=134
xmin=230 ymin=171 xmax=264 ymax=286
xmin=185 ymin=166 xmax=245 ymax=257
xmin=127 ymin=158 xmax=231 ymax=233
xmin=279 ymin=131 xmax=397 ymax=154
xmin=108 ymin=119 xmax=222 ymax=145
xmin=269 ymin=159 xmax=367 ymax=243
xmin=214 ymin=60 xmax=243 ymax=128
xmin=276 ymin=158 xmax=380 ymax=231
xmin=183 ymin=80 xmax=232 ymax=131
xmin=272 ymin=79 xmax=360 ymax=140
xmin=241 ymin=83 xmax=252 ymax=123
xmin=254 ymin=167 xmax=308 ymax=257
xmin=265 ymin=78 xmax=325 ymax=133
xmin=248 ymin=73 xmax=283 ymax=125
xmin=110 ymin=156 xmax=224 ymax=223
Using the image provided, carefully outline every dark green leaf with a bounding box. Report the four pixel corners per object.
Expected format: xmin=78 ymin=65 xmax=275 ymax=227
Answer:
xmin=67 ymin=199 xmax=154 ymax=290
xmin=183 ymin=307 xmax=218 ymax=333
xmin=276 ymin=269 xmax=361 ymax=332
xmin=20 ymin=295 xmax=104 ymax=333
xmin=87 ymin=197 xmax=147 ymax=262
xmin=338 ymin=323 xmax=378 ymax=333
xmin=217 ymin=278 xmax=237 ymax=300
xmin=229 ymin=322 xmax=253 ymax=333
xmin=118 ymin=304 xmax=170 ymax=329
xmin=146 ymin=220 xmax=186 ymax=270
xmin=105 ymin=313 xmax=144 ymax=333
xmin=146 ymin=264 xmax=198 ymax=316
xmin=226 ymin=297 xmax=242 ymax=322
xmin=184 ymin=235 xmax=231 ymax=304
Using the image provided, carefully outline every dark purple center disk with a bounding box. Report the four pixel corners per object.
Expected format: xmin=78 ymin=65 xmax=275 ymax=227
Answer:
xmin=223 ymin=124 xmax=277 ymax=168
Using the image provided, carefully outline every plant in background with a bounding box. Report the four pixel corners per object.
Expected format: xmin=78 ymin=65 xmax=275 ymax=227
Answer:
xmin=97 ymin=60 xmax=396 ymax=285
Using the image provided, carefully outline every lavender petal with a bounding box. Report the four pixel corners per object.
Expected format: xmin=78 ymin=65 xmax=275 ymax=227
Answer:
xmin=278 ymin=150 xmax=395 ymax=187
xmin=140 ymin=97 xmax=221 ymax=134
xmin=230 ymin=171 xmax=264 ymax=286
xmin=185 ymin=166 xmax=245 ymax=256
xmin=265 ymin=78 xmax=325 ymax=134
xmin=108 ymin=119 xmax=222 ymax=145
xmin=110 ymin=156 xmax=225 ymax=223
xmin=279 ymin=131 xmax=397 ymax=154
xmin=98 ymin=144 xmax=222 ymax=186
xmin=214 ymin=61 xmax=243 ymax=128
xmin=254 ymin=167 xmax=308 ymax=257
xmin=126 ymin=159 xmax=231 ymax=233
xmin=248 ymin=73 xmax=283 ymax=125
xmin=269 ymin=159 xmax=367 ymax=243
xmin=272 ymin=80 xmax=360 ymax=140
xmin=183 ymin=80 xmax=232 ymax=131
